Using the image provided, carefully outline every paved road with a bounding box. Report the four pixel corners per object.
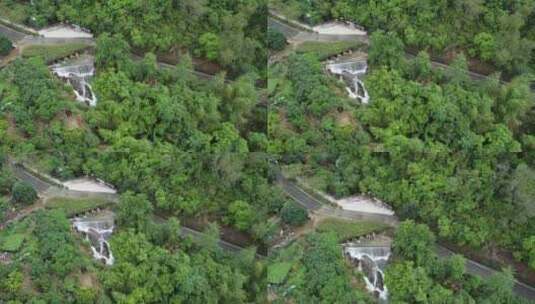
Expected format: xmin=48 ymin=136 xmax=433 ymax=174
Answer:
xmin=278 ymin=174 xmax=535 ymax=300
xmin=436 ymin=246 xmax=535 ymax=299
xmin=0 ymin=23 xmax=26 ymax=42
xmin=9 ymin=163 xmax=52 ymax=193
xmin=277 ymin=175 xmax=322 ymax=210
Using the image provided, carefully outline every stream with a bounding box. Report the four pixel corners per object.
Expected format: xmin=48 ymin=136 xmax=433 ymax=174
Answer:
xmin=344 ymin=245 xmax=390 ymax=301
xmin=50 ymin=54 xmax=97 ymax=106
xmin=326 ymin=60 xmax=369 ymax=104
xmin=72 ymin=210 xmax=114 ymax=265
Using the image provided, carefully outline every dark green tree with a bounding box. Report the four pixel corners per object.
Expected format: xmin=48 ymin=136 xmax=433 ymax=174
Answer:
xmin=117 ymin=191 xmax=153 ymax=231
xmin=267 ymin=29 xmax=286 ymax=51
xmin=368 ymin=30 xmax=405 ymax=69
xmin=11 ymin=181 xmax=37 ymax=206
xmin=0 ymin=34 xmax=13 ymax=56
xmin=392 ymin=220 xmax=436 ymax=267
xmin=280 ymin=201 xmax=308 ymax=226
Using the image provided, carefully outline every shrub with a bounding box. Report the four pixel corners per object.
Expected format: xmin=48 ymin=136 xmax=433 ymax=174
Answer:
xmin=0 ymin=197 xmax=10 ymax=221
xmin=0 ymin=34 xmax=13 ymax=56
xmin=280 ymin=201 xmax=308 ymax=226
xmin=0 ymin=170 xmax=15 ymax=195
xmin=1 ymin=233 xmax=25 ymax=252
xmin=198 ymin=32 xmax=220 ymax=61
xmin=268 ymin=262 xmax=292 ymax=284
xmin=11 ymin=181 xmax=37 ymax=206
xmin=268 ymin=29 xmax=286 ymax=51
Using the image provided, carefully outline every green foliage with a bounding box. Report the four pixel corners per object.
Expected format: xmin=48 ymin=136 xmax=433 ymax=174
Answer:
xmin=0 ymin=1 xmax=29 ymax=24
xmin=227 ymin=200 xmax=255 ymax=231
xmin=316 ymin=218 xmax=388 ymax=242
xmin=25 ymin=0 xmax=268 ymax=73
xmin=31 ymin=210 xmax=82 ymax=277
xmin=11 ymin=181 xmax=37 ymax=206
xmin=1 ymin=57 xmax=71 ymax=135
xmin=386 ymin=261 xmax=453 ymax=303
xmin=276 ymin=0 xmax=535 ymax=74
xmin=280 ymin=201 xmax=308 ymax=227
xmin=95 ymin=33 xmax=130 ymax=69
xmin=300 ymin=232 xmax=359 ymax=303
xmin=296 ymin=40 xmax=362 ymax=60
xmin=472 ymin=32 xmax=496 ymax=61
xmin=523 ymin=236 xmax=535 ymax=270
xmin=45 ymin=196 xmax=112 ymax=216
xmin=0 ymin=209 xmax=98 ymax=303
xmin=393 ymin=220 xmax=436 ymax=267
xmin=198 ymin=32 xmax=220 ymax=61
xmin=0 ymin=34 xmax=13 ymax=56
xmin=368 ymin=30 xmax=405 ymax=69
xmin=272 ymin=45 xmax=534 ymax=261
xmin=104 ymin=230 xmax=251 ymax=303
xmin=0 ymin=233 xmax=25 ymax=251
xmin=267 ymin=29 xmax=286 ymax=51
xmin=509 ymin=163 xmax=535 ymax=222
xmin=21 ymin=43 xmax=91 ymax=63
xmin=117 ymin=191 xmax=153 ymax=231
xmin=0 ymin=270 xmax=24 ymax=296
xmin=267 ymin=262 xmax=292 ymax=284
xmin=0 ymin=197 xmax=10 ymax=221
xmin=0 ymin=169 xmax=15 ymax=195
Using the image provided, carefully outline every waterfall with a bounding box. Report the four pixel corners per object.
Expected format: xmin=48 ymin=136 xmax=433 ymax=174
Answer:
xmin=72 ymin=211 xmax=114 ymax=265
xmin=344 ymin=246 xmax=390 ymax=301
xmin=326 ymin=61 xmax=370 ymax=104
xmin=50 ymin=55 xmax=97 ymax=107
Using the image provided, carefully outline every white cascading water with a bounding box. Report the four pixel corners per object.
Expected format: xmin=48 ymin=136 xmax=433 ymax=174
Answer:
xmin=72 ymin=211 xmax=114 ymax=265
xmin=344 ymin=246 xmax=390 ymax=301
xmin=326 ymin=61 xmax=370 ymax=104
xmin=50 ymin=55 xmax=97 ymax=106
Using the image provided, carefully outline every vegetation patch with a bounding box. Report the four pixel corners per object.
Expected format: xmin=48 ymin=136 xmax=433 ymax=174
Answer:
xmin=268 ymin=262 xmax=292 ymax=284
xmin=0 ymin=233 xmax=25 ymax=252
xmin=0 ymin=34 xmax=13 ymax=56
xmin=0 ymin=2 xmax=29 ymax=25
xmin=21 ymin=43 xmax=92 ymax=63
xmin=316 ymin=218 xmax=388 ymax=242
xmin=296 ymin=40 xmax=364 ymax=60
xmin=45 ymin=197 xmax=112 ymax=216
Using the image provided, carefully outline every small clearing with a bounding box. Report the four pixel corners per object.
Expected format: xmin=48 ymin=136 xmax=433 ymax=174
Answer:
xmin=313 ymin=22 xmax=367 ymax=36
xmin=38 ymin=25 xmax=93 ymax=39
xmin=322 ymin=193 xmax=394 ymax=216
xmin=63 ymin=178 xmax=116 ymax=193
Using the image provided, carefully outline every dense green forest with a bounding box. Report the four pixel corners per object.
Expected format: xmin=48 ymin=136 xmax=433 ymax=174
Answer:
xmin=1 ymin=0 xmax=535 ymax=302
xmin=271 ymin=0 xmax=535 ymax=76
xmin=0 ymin=0 xmax=279 ymax=301
xmin=268 ymin=27 xmax=534 ymax=300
